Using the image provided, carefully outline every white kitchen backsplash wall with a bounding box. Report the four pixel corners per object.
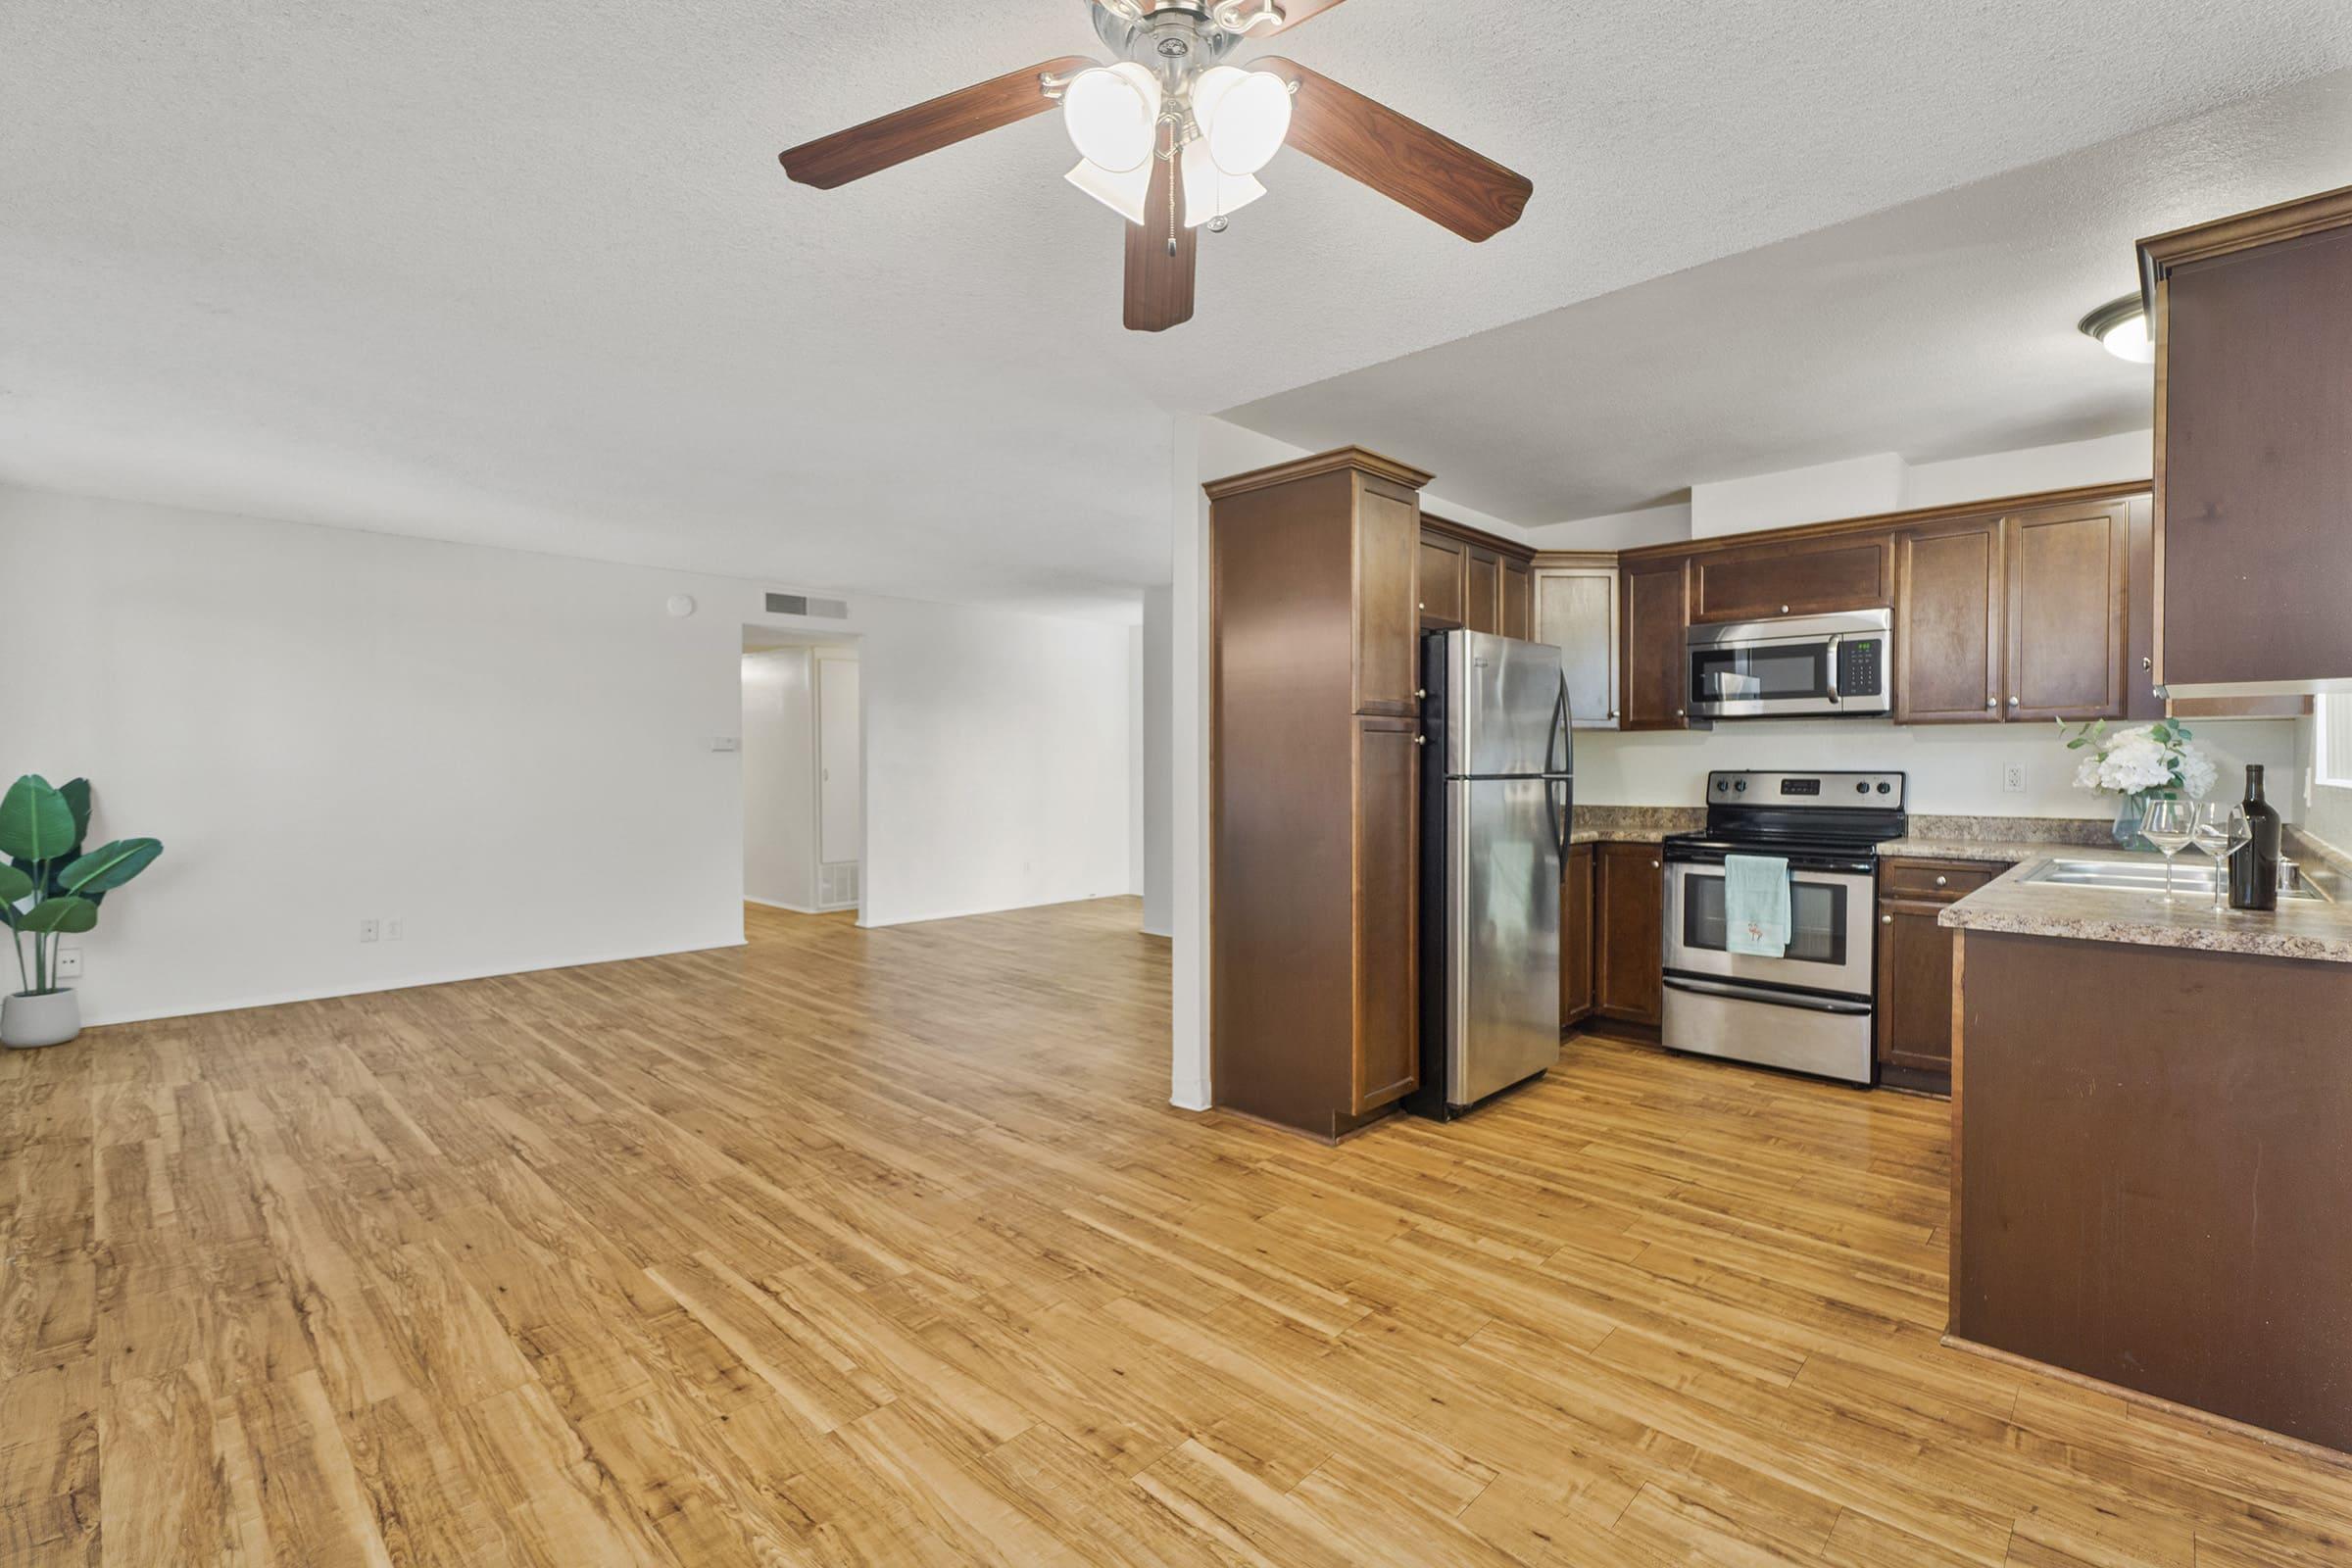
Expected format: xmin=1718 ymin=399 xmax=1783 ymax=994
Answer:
xmin=1575 ymin=716 xmax=2299 ymax=821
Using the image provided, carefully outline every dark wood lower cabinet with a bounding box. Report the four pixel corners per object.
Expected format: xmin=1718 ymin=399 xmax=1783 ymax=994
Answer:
xmin=1593 ymin=842 xmax=1663 ymax=1027
xmin=1874 ymin=858 xmax=2007 ymax=1094
xmin=1560 ymin=843 xmax=1594 ymax=1028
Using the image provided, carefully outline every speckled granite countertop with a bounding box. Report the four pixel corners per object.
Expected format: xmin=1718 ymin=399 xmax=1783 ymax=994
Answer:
xmin=1938 ymin=845 xmax=2352 ymax=964
xmin=1568 ymin=806 xmax=1704 ymax=846
xmin=1876 ymin=817 xmax=2114 ymax=863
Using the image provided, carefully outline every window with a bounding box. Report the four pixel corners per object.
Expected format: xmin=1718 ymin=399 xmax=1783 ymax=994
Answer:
xmin=2319 ymin=694 xmax=2352 ymax=789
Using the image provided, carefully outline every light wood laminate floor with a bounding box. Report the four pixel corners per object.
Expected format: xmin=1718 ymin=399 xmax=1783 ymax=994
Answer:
xmin=4 ymin=898 xmax=2347 ymax=1565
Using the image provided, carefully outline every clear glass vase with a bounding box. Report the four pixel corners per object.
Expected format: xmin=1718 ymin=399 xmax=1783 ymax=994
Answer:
xmin=2112 ymin=794 xmax=2151 ymax=852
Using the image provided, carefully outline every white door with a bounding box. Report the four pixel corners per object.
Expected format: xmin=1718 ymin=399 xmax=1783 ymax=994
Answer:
xmin=817 ymin=658 xmax=861 ymax=867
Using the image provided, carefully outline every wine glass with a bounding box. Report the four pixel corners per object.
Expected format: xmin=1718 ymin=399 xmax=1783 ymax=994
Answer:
xmin=2139 ymin=799 xmax=2199 ymax=904
xmin=2192 ymin=803 xmax=2250 ymax=912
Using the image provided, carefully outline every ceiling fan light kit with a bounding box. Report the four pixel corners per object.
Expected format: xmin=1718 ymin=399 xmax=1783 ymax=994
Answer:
xmin=779 ymin=1 xmax=1535 ymax=331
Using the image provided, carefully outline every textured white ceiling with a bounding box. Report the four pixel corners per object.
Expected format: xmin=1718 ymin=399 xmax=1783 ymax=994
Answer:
xmin=1223 ymin=69 xmax=2352 ymax=522
xmin=4 ymin=1 xmax=2350 ymax=616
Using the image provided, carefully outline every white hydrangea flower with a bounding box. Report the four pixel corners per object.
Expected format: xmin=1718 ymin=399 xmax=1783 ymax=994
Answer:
xmin=2065 ymin=721 xmax=2217 ymax=802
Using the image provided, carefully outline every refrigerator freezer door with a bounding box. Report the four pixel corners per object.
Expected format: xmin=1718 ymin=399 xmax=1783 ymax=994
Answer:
xmin=1449 ymin=776 xmax=1563 ymax=1105
xmin=1449 ymin=632 xmax=1569 ymax=778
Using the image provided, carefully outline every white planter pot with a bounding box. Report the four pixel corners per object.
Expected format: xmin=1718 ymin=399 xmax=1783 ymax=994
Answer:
xmin=2 ymin=990 xmax=80 ymax=1050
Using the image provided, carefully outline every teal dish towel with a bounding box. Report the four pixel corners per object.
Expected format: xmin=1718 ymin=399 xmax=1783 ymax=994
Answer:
xmin=1723 ymin=855 xmax=1791 ymax=958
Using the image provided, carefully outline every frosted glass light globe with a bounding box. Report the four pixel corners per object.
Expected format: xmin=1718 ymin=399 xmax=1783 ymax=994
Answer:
xmin=1193 ymin=66 xmax=1291 ymax=176
xmin=1062 ymin=64 xmax=1161 ymax=174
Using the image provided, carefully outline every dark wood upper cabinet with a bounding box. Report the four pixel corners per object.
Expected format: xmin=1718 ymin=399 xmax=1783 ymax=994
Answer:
xmin=2004 ymin=499 xmax=2129 ymax=721
xmin=1895 ymin=518 xmax=2003 ymax=723
xmin=1593 ymin=842 xmax=1663 ymax=1027
xmin=1355 ymin=483 xmax=1423 ymax=717
xmin=1618 ymin=557 xmax=1691 ymax=730
xmin=1560 ymin=842 xmax=1594 ymax=1029
xmin=1499 ymin=557 xmax=1533 ymax=641
xmin=1418 ymin=532 xmax=1464 ymax=631
xmin=1463 ymin=547 xmax=1501 ymax=634
xmin=1690 ymin=533 xmax=1895 ymax=624
xmin=1207 ymin=447 xmax=1432 ymax=1140
xmin=2145 ymin=188 xmax=2352 ymax=695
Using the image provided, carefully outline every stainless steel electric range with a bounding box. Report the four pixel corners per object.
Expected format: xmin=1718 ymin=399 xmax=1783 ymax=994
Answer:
xmin=1658 ymin=770 xmax=1907 ymax=1085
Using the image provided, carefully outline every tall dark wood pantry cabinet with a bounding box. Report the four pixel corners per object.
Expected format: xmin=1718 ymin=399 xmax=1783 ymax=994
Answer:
xmin=1209 ymin=448 xmax=1431 ymax=1140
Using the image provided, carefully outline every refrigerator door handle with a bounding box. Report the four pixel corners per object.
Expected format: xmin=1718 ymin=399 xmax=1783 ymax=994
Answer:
xmin=1545 ymin=673 xmax=1569 ymax=775
xmin=1545 ymin=777 xmax=1569 ymax=865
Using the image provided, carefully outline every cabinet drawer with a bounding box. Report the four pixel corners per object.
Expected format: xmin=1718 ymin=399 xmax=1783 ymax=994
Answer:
xmin=1690 ymin=535 xmax=1894 ymax=624
xmin=1878 ymin=858 xmax=2004 ymax=902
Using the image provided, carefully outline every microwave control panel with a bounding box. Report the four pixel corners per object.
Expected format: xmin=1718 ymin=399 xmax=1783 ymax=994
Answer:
xmin=1837 ymin=637 xmax=1885 ymax=697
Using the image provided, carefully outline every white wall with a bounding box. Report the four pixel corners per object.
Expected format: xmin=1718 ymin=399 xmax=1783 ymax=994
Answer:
xmin=742 ymin=649 xmax=820 ymax=911
xmin=1 ymin=485 xmax=1136 ymax=1025
xmin=1141 ymin=586 xmax=1173 ymax=938
xmin=1691 ymin=453 xmax=1908 ymax=537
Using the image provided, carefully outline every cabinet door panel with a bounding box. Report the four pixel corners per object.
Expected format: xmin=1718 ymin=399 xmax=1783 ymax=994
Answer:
xmin=1619 ymin=559 xmax=1690 ymax=730
xmin=1690 ymin=536 xmax=1893 ymax=623
xmin=1499 ymin=558 xmax=1533 ymax=641
xmin=1463 ymin=548 xmax=1501 ymax=634
xmin=1895 ymin=519 xmax=2003 ymax=723
xmin=2161 ymin=228 xmax=2352 ymax=691
xmin=1561 ymin=843 xmax=1594 ymax=1027
xmin=1875 ymin=898 xmax=1957 ymax=1078
xmin=1353 ymin=718 xmax=1419 ymax=1112
xmin=1419 ymin=532 xmax=1464 ymax=630
xmin=1536 ymin=568 xmax=1618 ymax=728
xmin=1594 ymin=843 xmax=1663 ymax=1026
xmin=1355 ymin=485 xmax=1421 ymax=716
xmin=2006 ymin=501 xmax=2129 ymax=721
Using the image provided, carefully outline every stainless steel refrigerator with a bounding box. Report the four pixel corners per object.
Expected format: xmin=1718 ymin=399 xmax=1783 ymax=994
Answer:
xmin=1409 ymin=629 xmax=1572 ymax=1119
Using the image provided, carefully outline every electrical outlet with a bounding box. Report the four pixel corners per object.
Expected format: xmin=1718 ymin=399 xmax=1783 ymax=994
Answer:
xmin=2002 ymin=763 xmax=2028 ymax=794
xmin=384 ymin=917 xmax=404 ymax=942
xmin=359 ymin=918 xmax=379 ymax=944
xmin=55 ymin=949 xmax=83 ymax=981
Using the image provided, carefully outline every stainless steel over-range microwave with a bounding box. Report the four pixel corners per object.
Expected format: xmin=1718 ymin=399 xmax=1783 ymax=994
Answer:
xmin=1684 ymin=609 xmax=1891 ymax=719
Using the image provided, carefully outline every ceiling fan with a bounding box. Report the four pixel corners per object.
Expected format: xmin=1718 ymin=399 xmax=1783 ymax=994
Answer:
xmin=778 ymin=0 xmax=1534 ymax=332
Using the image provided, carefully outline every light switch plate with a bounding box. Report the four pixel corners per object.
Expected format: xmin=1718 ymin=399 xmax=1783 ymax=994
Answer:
xmin=710 ymin=736 xmax=740 ymax=753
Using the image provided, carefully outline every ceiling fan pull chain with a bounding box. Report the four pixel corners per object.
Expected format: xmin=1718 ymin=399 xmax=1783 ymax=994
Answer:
xmin=1161 ymin=121 xmax=1180 ymax=257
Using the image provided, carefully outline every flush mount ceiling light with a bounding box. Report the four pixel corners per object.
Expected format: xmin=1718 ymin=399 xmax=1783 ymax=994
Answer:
xmin=2080 ymin=294 xmax=2155 ymax=364
xmin=778 ymin=0 xmax=1534 ymax=332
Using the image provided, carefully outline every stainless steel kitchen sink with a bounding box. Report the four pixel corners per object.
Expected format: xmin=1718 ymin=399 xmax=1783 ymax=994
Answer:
xmin=2019 ymin=857 xmax=2331 ymax=904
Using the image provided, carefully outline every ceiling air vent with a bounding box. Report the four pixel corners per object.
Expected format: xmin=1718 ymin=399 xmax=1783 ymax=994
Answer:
xmin=764 ymin=592 xmax=849 ymax=619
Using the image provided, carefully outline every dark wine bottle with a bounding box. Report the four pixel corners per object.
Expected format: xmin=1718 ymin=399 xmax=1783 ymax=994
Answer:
xmin=2229 ymin=764 xmax=2280 ymax=911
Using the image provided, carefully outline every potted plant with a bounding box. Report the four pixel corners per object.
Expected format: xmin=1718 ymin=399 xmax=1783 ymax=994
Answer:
xmin=2058 ymin=718 xmax=2217 ymax=849
xmin=1 ymin=775 xmax=164 ymax=1049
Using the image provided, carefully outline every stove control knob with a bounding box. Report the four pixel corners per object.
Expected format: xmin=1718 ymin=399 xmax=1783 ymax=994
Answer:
xmin=1734 ymin=780 xmax=1746 ymax=792
xmin=1716 ymin=780 xmax=1729 ymax=792
xmin=1856 ymin=782 xmax=1869 ymax=795
xmin=1877 ymin=782 xmax=1891 ymax=794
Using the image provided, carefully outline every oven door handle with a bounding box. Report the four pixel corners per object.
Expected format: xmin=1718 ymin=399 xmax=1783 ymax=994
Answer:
xmin=1663 ymin=975 xmax=1873 ymax=1016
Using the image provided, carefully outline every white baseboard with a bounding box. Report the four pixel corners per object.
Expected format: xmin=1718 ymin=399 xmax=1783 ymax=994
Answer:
xmin=744 ymin=895 xmax=825 ymax=915
xmin=76 ymin=937 xmax=751 ymax=1030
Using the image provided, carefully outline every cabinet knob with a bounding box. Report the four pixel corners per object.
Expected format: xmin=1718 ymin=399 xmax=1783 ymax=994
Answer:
xmin=1780 ymin=605 xmax=1790 ymax=614
xmin=1650 ymin=859 xmax=1661 ymax=869
xmin=1417 ymin=601 xmax=1426 ymax=611
xmin=1676 ymin=708 xmax=1686 ymax=717
xmin=1413 ymin=734 xmax=1426 ymax=747
xmin=1882 ymin=913 xmax=1893 ymax=925
xmin=1415 ymin=688 xmax=1427 ymax=700
xmin=1935 ymin=875 xmax=1947 ymax=888
xmin=2007 ymin=696 xmax=2020 ymax=708
xmin=2142 ymin=656 xmax=2153 ymax=671
xmin=1986 ymin=697 xmax=1998 ymax=709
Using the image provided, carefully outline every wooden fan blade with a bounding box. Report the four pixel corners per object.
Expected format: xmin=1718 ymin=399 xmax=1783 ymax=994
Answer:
xmin=1124 ymin=141 xmax=1196 ymax=332
xmin=1261 ymin=58 xmax=1533 ymax=242
xmin=781 ymin=56 xmax=1094 ymax=189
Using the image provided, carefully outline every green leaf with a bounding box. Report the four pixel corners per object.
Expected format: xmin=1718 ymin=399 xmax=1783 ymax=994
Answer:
xmin=59 ymin=839 xmax=161 ymax=896
xmin=17 ymin=896 xmax=98 ymax=935
xmin=0 ymin=864 xmax=29 ymax=906
xmin=58 ymin=779 xmax=90 ymax=854
xmin=0 ymin=777 xmax=74 ymax=864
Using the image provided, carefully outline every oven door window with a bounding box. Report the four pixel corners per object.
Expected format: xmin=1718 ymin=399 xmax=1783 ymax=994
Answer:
xmin=1682 ymin=873 xmax=1849 ymax=966
xmin=1690 ymin=643 xmax=1835 ymax=706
